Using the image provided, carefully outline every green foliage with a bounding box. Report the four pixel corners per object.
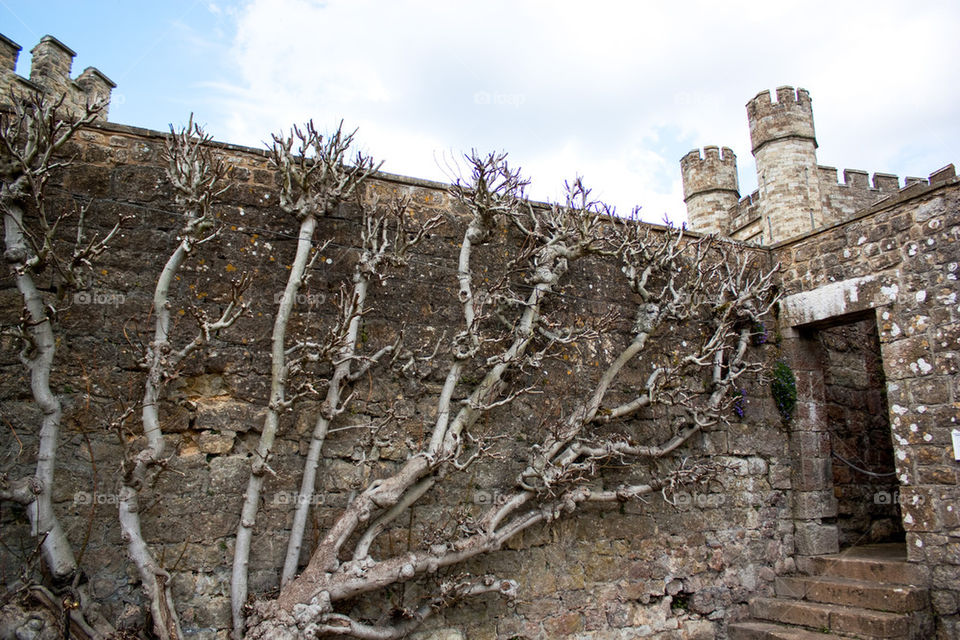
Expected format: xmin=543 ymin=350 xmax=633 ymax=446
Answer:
xmin=770 ymin=360 xmax=797 ymax=423
xmin=671 ymin=592 xmax=690 ymax=611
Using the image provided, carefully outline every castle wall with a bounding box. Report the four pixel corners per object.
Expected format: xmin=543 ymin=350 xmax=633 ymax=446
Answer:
xmin=0 ymin=35 xmax=114 ymax=121
xmin=0 ymin=120 xmax=794 ymax=639
xmin=817 ymin=166 xmax=904 ymax=227
xmin=773 ymin=166 xmax=960 ymax=638
xmin=2 ymin=32 xmax=957 ymax=636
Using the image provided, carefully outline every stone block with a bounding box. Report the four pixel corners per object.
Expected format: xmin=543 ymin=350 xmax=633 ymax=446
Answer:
xmin=794 ymin=521 xmax=839 ymax=556
xmin=791 ymin=490 xmax=838 ymax=519
xmin=793 ymin=456 xmax=832 ymax=491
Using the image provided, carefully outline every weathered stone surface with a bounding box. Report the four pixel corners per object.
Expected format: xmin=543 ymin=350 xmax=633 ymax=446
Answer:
xmin=2 ymin=52 xmax=958 ymax=639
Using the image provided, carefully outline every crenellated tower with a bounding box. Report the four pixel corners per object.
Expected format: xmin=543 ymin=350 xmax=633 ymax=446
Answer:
xmin=680 ymin=146 xmax=740 ymax=235
xmin=0 ymin=34 xmax=114 ymax=121
xmin=747 ymin=86 xmax=821 ymax=243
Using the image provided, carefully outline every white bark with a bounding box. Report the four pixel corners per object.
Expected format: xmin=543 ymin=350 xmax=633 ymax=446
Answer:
xmin=119 ymin=119 xmax=237 ymax=640
xmin=246 ymin=182 xmax=779 ymax=639
xmin=281 ymin=272 xmax=367 ymax=584
xmin=232 ymin=213 xmax=316 ymax=636
xmin=231 ymin=122 xmax=379 ymax=638
xmin=117 ymin=240 xmax=187 ymax=640
xmin=2 ymin=199 xmax=77 ymax=580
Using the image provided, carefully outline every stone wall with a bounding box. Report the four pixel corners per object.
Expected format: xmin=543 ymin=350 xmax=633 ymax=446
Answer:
xmin=0 ymin=120 xmax=794 ymax=639
xmin=0 ymin=34 xmax=115 ymax=121
xmin=817 ymin=317 xmax=901 ymax=547
xmin=773 ymin=167 xmax=960 ymax=638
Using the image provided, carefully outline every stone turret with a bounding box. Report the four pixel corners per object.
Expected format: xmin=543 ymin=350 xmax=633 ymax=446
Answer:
xmin=680 ymin=146 xmax=740 ymax=235
xmin=747 ymin=86 xmax=821 ymax=243
xmin=0 ymin=34 xmax=114 ymax=121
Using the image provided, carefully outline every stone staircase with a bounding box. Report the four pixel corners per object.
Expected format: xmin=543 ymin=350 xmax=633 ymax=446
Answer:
xmin=729 ymin=544 xmax=932 ymax=639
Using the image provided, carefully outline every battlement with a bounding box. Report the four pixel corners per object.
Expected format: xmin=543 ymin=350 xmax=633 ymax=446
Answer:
xmin=0 ymin=34 xmax=114 ymax=121
xmin=747 ymin=86 xmax=816 ymax=153
xmin=817 ymin=166 xmax=904 ymax=193
xmin=816 ymin=166 xmax=920 ymax=225
xmin=679 ymin=84 xmax=952 ymax=246
xmin=0 ymin=33 xmax=20 ymax=72
xmin=680 ymin=146 xmax=739 ymax=201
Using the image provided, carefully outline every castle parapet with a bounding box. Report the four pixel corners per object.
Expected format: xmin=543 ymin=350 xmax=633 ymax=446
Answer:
xmin=873 ymin=173 xmax=899 ymax=191
xmin=0 ymin=34 xmax=114 ymax=121
xmin=679 ymin=146 xmax=740 ymax=236
xmin=747 ymin=86 xmax=816 ymax=153
xmin=680 ymin=146 xmax=739 ymax=200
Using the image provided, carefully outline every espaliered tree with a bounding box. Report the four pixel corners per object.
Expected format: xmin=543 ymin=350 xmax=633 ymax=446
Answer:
xmin=0 ymin=99 xmax=780 ymax=639
xmin=231 ymin=121 xmax=389 ymax=635
xmin=0 ymin=91 xmax=125 ymax=638
xmin=279 ymin=193 xmax=443 ymax=589
xmin=241 ymin=152 xmax=779 ymax=639
xmin=119 ymin=118 xmax=248 ymax=640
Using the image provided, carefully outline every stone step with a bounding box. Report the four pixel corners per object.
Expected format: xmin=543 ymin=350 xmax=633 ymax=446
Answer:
xmin=729 ymin=621 xmax=858 ymax=639
xmin=750 ymin=597 xmax=910 ymax=638
xmin=797 ymin=553 xmax=927 ymax=586
xmin=776 ymin=575 xmax=928 ymax=613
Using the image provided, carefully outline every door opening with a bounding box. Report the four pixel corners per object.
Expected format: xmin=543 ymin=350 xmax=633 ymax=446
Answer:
xmin=815 ymin=315 xmax=904 ymax=547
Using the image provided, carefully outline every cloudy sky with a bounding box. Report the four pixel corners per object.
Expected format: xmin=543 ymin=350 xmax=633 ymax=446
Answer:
xmin=3 ymin=0 xmax=958 ymax=222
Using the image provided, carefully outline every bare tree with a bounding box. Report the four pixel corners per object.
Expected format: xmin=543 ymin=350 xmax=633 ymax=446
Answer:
xmin=0 ymin=90 xmax=122 ymax=636
xmin=118 ymin=117 xmax=247 ymax=640
xmin=231 ymin=121 xmax=382 ymax=636
xmin=1 ymin=102 xmax=778 ymax=640
xmin=240 ymin=151 xmax=779 ymax=639
xmin=279 ymin=192 xmax=443 ymax=587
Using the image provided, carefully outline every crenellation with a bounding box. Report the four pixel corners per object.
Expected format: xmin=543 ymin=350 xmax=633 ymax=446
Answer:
xmin=928 ymin=164 xmax=956 ymax=184
xmin=747 ymin=85 xmax=817 ymax=154
xmin=728 ymin=189 xmax=762 ymax=241
xmin=76 ymin=66 xmax=117 ymax=118
xmin=0 ymin=35 xmax=113 ymax=122
xmin=873 ymin=172 xmax=900 ymax=191
xmin=682 ymin=86 xmax=949 ymax=246
xmin=842 ymin=168 xmax=869 ymax=189
xmin=29 ymin=35 xmax=76 ymax=96
xmin=818 ymin=165 xmax=838 ymax=184
xmin=0 ymin=33 xmax=20 ymax=71
xmin=679 ymin=145 xmax=739 ymax=235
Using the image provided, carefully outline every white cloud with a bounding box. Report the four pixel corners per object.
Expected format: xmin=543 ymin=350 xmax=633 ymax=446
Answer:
xmin=207 ymin=0 xmax=960 ymax=223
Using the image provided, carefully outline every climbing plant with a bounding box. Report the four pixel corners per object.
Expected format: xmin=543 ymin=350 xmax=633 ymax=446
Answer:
xmin=770 ymin=359 xmax=797 ymax=423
